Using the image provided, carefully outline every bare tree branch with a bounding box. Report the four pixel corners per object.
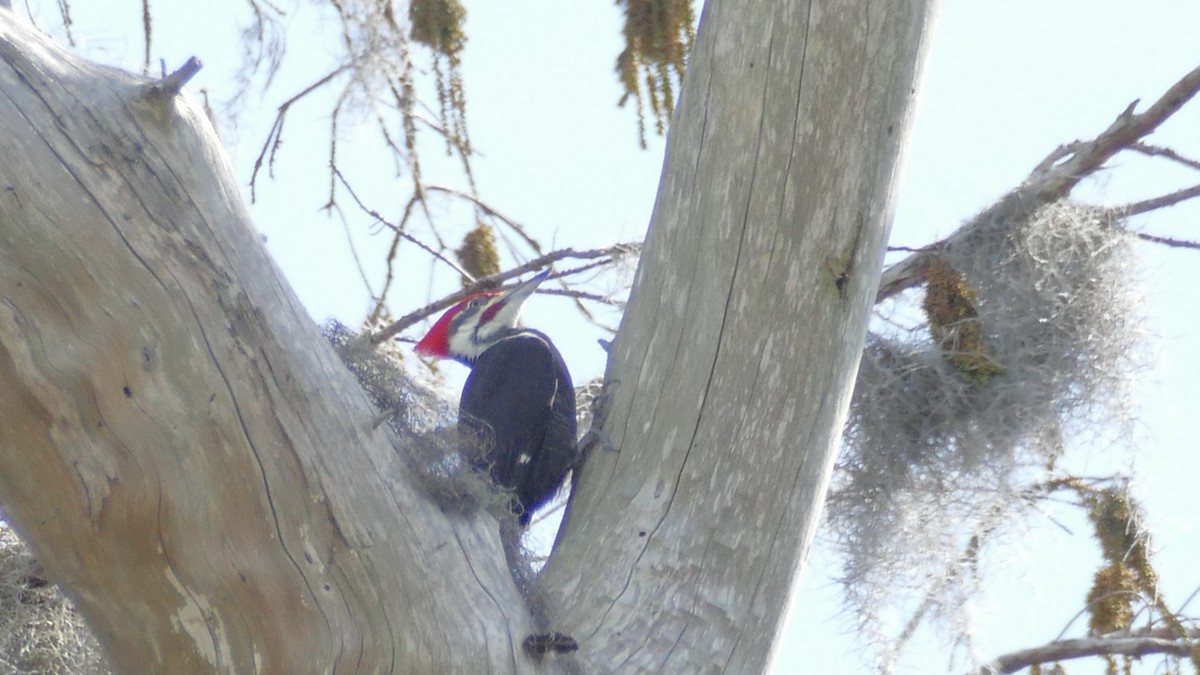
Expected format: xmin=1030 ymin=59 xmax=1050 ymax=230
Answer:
xmin=973 ymin=627 xmax=1200 ymax=675
xmin=547 ymin=258 xmax=623 ymax=286
xmin=368 ymin=244 xmax=640 ymax=346
xmin=422 ymin=184 xmax=616 ymax=325
xmin=329 ymin=202 xmax=376 ymax=298
xmin=1133 ymin=231 xmax=1200 ymax=250
xmin=140 ymin=0 xmax=151 ymax=75
xmin=425 ymin=184 xmax=546 ymax=255
xmin=1029 ymin=63 xmax=1200 ymax=194
xmin=53 ymin=0 xmax=74 ymax=46
xmin=537 ymin=287 xmax=623 ymax=307
xmin=1130 ymin=141 xmax=1200 ymax=172
xmin=877 ymin=62 xmax=1200 ymax=303
xmin=236 ymin=0 xmax=287 ymax=99
xmin=331 ymin=167 xmax=473 ymax=280
xmin=249 ymin=64 xmax=351 ymax=201
xmin=1120 ymin=182 xmax=1200 ymax=217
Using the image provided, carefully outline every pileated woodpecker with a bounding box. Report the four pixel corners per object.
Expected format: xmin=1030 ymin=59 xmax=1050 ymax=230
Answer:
xmin=414 ymin=271 xmax=577 ymax=525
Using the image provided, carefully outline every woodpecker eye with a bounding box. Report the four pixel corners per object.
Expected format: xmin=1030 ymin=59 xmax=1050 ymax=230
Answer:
xmin=468 ymin=297 xmax=487 ymax=309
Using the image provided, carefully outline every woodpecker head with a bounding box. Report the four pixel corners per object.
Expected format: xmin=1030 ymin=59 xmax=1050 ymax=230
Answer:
xmin=414 ymin=270 xmax=550 ymax=365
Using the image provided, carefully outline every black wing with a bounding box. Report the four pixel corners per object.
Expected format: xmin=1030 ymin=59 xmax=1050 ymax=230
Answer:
xmin=459 ymin=331 xmax=577 ymax=524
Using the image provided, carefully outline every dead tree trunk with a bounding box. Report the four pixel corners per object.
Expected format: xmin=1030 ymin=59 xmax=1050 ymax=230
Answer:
xmin=541 ymin=0 xmax=935 ymax=670
xmin=0 ymin=14 xmax=531 ymax=673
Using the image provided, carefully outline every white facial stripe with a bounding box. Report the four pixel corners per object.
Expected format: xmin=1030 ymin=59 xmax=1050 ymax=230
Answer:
xmin=447 ymin=305 xmax=486 ymax=359
xmin=446 ymin=294 xmax=548 ymax=361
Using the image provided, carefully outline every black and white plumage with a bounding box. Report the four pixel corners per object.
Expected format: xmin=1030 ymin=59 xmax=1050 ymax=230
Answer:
xmin=415 ymin=271 xmax=577 ymax=525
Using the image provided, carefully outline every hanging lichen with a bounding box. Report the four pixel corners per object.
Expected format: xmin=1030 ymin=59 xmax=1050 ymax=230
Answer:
xmin=1079 ymin=485 xmax=1181 ymax=675
xmin=1082 ymin=485 xmax=1179 ymax=638
xmin=922 ymin=255 xmax=1006 ymax=385
xmin=408 ymin=0 xmax=466 ymax=55
xmin=1085 ymin=563 xmax=1138 ymax=636
xmin=832 ymin=204 xmax=1142 ymax=670
xmin=615 ymin=0 xmax=695 ymax=147
xmin=409 ymin=0 xmax=471 ymax=156
xmin=455 ymin=223 xmax=501 ymax=285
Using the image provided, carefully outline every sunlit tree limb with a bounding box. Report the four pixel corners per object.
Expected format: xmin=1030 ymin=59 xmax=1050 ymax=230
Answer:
xmin=876 ymin=62 xmax=1200 ymax=304
xmin=974 ymin=627 xmax=1200 ymax=675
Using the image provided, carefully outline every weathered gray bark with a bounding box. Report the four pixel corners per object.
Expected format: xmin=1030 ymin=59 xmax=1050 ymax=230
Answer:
xmin=0 ymin=14 xmax=533 ymax=674
xmin=0 ymin=0 xmax=932 ymax=671
xmin=541 ymin=0 xmax=935 ymax=671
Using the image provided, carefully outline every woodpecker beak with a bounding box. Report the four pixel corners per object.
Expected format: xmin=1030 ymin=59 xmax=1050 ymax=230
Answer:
xmin=470 ymin=267 xmax=554 ymax=343
xmin=476 ymin=269 xmax=550 ymax=334
xmin=499 ymin=269 xmax=551 ymax=309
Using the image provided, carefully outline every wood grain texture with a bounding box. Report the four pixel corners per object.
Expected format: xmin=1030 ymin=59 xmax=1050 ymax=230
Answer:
xmin=541 ymin=1 xmax=935 ymax=671
xmin=0 ymin=14 xmax=532 ymax=674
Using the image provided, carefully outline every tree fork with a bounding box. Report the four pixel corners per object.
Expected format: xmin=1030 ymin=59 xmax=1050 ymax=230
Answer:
xmin=0 ymin=0 xmax=938 ymax=670
xmin=0 ymin=14 xmax=533 ymax=674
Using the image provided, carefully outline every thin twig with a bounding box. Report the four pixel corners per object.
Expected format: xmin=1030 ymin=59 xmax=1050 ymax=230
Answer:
xmin=551 ymin=258 xmax=621 ymax=281
xmin=54 ymin=0 xmax=75 ymax=46
xmin=324 ymin=89 xmax=347 ymax=211
xmin=369 ymin=244 xmax=640 ymax=346
xmin=425 ymin=184 xmax=545 ymax=254
xmin=249 ymin=64 xmax=350 ymax=201
xmin=1120 ymin=182 xmax=1200 ymax=217
xmin=369 ymin=194 xmax=420 ymax=324
xmin=1052 ymin=590 xmax=1143 ymax=643
xmin=537 ymin=288 xmax=624 ymax=306
xmin=973 ymin=627 xmax=1200 ymax=675
xmin=1175 ymin=583 xmax=1200 ymax=616
xmin=1130 ymin=141 xmax=1200 ymax=172
xmin=331 ymin=168 xmax=471 ymax=281
xmin=1134 ymin=232 xmax=1200 ymax=250
xmin=140 ymin=0 xmax=151 ymax=76
xmin=328 ymin=202 xmax=375 ymax=299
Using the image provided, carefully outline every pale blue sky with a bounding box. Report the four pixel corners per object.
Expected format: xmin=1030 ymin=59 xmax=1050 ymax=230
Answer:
xmin=21 ymin=1 xmax=1200 ymax=672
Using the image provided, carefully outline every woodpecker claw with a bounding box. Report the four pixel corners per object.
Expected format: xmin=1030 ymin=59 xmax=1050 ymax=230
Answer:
xmin=371 ymin=406 xmax=400 ymax=429
xmin=577 ymin=427 xmax=618 ymax=454
xmin=575 ymin=378 xmax=621 ymax=458
xmin=522 ymin=631 xmax=579 ymax=659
